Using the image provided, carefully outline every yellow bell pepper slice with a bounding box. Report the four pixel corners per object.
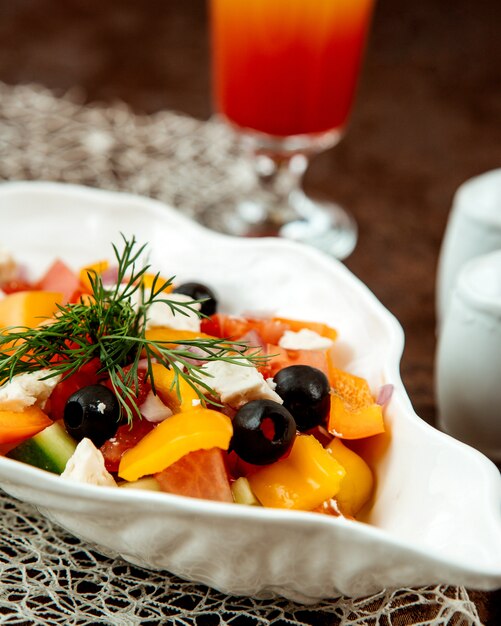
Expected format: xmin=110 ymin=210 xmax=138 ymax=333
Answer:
xmin=248 ymin=434 xmax=346 ymax=511
xmin=144 ymin=328 xmax=218 ymax=365
xmin=326 ymin=438 xmax=374 ymax=516
xmin=118 ymin=408 xmax=233 ymax=482
xmin=145 ymin=327 xmax=216 ymax=345
xmin=149 ymin=363 xmax=200 ymax=413
xmin=79 ymin=260 xmax=109 ymax=292
xmin=140 ymin=273 xmax=174 ymax=293
xmin=0 ymin=291 xmax=63 ymax=328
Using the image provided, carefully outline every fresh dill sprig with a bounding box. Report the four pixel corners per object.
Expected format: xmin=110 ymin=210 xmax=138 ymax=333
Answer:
xmin=0 ymin=235 xmax=267 ymax=423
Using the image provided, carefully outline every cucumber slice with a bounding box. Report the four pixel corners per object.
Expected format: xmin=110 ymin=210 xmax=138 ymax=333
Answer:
xmin=118 ymin=477 xmax=162 ymax=492
xmin=231 ymin=477 xmax=261 ymax=506
xmin=7 ymin=422 xmax=77 ymax=474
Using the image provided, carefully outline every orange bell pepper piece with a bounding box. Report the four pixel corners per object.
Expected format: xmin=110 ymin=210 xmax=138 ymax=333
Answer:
xmin=118 ymin=407 xmax=233 ymax=481
xmin=0 ymin=406 xmax=52 ymax=444
xmin=79 ymin=260 xmax=109 ymax=292
xmin=273 ymin=317 xmax=338 ymax=341
xmin=326 ymin=438 xmax=374 ymax=516
xmin=0 ymin=291 xmax=63 ymax=328
xmin=327 ymin=366 xmax=385 ymax=439
xmin=149 ymin=363 xmax=200 ymax=413
xmin=248 ymin=434 xmax=346 ymax=511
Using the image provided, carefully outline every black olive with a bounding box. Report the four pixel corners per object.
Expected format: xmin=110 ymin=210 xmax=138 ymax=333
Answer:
xmin=231 ymin=399 xmax=296 ymax=465
xmin=64 ymin=384 xmax=120 ymax=447
xmin=173 ymin=282 xmax=218 ymax=316
xmin=274 ymin=365 xmax=330 ymax=431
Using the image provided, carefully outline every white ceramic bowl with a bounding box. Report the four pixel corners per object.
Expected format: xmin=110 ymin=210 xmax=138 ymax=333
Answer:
xmin=0 ymin=181 xmax=500 ymax=603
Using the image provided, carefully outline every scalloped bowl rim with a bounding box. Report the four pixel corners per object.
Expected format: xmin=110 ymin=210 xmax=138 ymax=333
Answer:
xmin=4 ymin=448 xmax=501 ymax=581
xmin=0 ymin=181 xmax=500 ymax=600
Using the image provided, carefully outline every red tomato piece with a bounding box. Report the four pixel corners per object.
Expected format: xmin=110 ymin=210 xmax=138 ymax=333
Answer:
xmin=259 ymin=344 xmax=329 ymax=379
xmin=36 ymin=259 xmax=81 ymax=304
xmin=220 ymin=315 xmax=253 ymax=339
xmin=201 ymin=314 xmax=244 ymax=338
xmin=226 ymin=450 xmax=263 ymax=479
xmin=250 ymin=318 xmax=290 ymax=345
xmin=0 ymin=279 xmax=34 ymax=294
xmin=100 ymin=418 xmax=154 ymax=473
xmin=201 ymin=314 xmax=288 ymax=345
xmin=68 ymin=288 xmax=92 ymax=304
xmin=105 ymin=364 xmax=151 ymax=417
xmin=47 ymin=358 xmax=102 ymax=422
xmin=155 ymin=447 xmax=233 ymax=502
xmin=200 ymin=314 xmax=222 ymax=337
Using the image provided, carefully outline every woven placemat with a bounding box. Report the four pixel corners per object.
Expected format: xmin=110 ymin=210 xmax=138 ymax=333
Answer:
xmin=0 ymin=81 xmax=483 ymax=625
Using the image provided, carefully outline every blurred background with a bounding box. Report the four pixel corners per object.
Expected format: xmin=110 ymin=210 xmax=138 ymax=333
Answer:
xmin=0 ymin=0 xmax=500 ymax=423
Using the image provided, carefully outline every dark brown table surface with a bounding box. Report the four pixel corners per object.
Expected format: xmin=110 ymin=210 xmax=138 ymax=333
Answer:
xmin=1 ymin=0 xmax=500 ymax=623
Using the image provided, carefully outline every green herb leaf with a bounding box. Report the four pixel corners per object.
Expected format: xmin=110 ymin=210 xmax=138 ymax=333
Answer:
xmin=0 ymin=235 xmax=268 ymax=423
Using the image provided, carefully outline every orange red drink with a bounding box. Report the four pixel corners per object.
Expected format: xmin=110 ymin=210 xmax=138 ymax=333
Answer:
xmin=211 ymin=0 xmax=375 ymax=138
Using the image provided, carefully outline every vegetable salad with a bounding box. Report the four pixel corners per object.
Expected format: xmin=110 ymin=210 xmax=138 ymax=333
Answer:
xmin=0 ymin=238 xmax=389 ymax=518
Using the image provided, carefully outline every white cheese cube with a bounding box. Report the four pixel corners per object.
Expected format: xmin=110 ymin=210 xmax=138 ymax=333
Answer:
xmin=132 ymin=290 xmax=201 ymax=332
xmin=0 ymin=369 xmax=62 ymax=412
xmin=61 ymin=438 xmax=117 ymax=487
xmin=199 ymin=360 xmax=283 ymax=408
xmin=266 ymin=378 xmax=277 ymax=391
xmin=278 ymin=328 xmax=333 ymax=351
xmin=140 ymin=389 xmax=173 ymax=423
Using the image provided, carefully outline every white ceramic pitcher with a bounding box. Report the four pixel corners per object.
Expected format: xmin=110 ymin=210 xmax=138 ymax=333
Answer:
xmin=436 ymin=249 xmax=501 ymax=461
xmin=436 ymin=168 xmax=501 ymax=326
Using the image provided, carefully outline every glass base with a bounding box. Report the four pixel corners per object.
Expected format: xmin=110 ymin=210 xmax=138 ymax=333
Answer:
xmin=199 ymin=190 xmax=357 ymax=260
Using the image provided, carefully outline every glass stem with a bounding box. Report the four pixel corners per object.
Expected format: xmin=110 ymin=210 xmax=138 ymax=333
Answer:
xmin=250 ymin=151 xmax=309 ymax=225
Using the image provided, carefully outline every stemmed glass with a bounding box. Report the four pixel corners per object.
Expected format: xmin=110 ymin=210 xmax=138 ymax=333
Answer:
xmin=203 ymin=0 xmax=375 ymax=259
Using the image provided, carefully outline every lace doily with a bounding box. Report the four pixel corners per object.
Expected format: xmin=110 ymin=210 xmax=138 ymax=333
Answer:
xmin=0 ymin=82 xmax=483 ymax=625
